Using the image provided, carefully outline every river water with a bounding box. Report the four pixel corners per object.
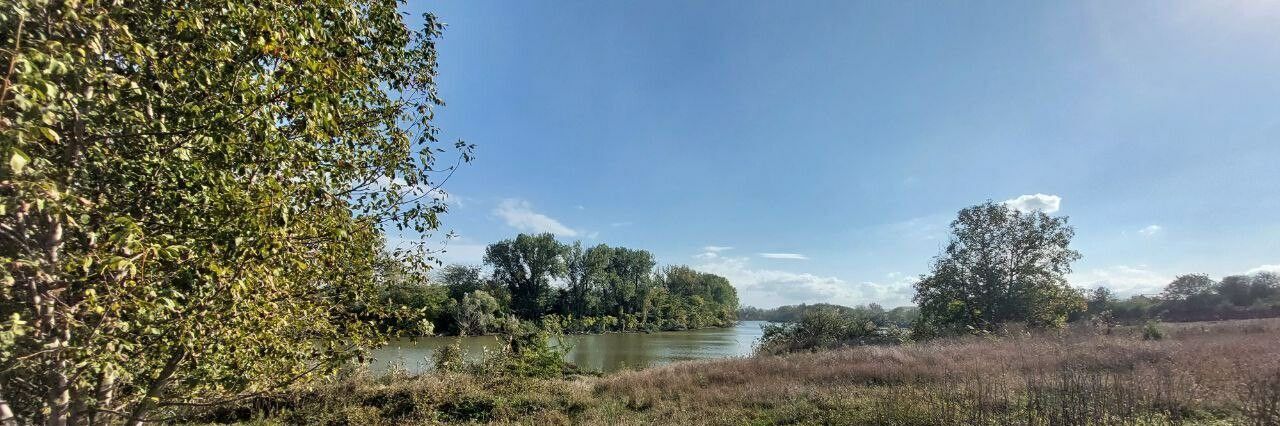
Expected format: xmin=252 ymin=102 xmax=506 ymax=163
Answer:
xmin=369 ymin=320 xmax=769 ymax=374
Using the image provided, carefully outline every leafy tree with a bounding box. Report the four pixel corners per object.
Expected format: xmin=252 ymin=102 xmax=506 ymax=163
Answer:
xmin=0 ymin=2 xmax=470 ymax=424
xmin=913 ymin=201 xmax=1084 ymax=334
xmin=438 ymin=264 xmax=486 ymax=302
xmin=1161 ymin=274 xmax=1217 ymax=301
xmin=453 ymin=291 xmax=501 ymax=336
xmin=1219 ymin=275 xmax=1255 ymax=307
xmin=1250 ymin=272 xmax=1279 ymax=302
xmin=484 ymin=233 xmax=566 ymax=319
xmin=1086 ymin=287 xmax=1116 ymax=314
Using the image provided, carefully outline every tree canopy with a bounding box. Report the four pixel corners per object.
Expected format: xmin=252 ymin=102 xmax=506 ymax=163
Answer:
xmin=0 ymin=1 xmax=470 ymax=424
xmin=913 ymin=201 xmax=1084 ymax=335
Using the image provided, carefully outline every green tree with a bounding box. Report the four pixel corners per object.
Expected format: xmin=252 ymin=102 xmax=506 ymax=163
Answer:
xmin=1161 ymin=274 xmax=1217 ymax=301
xmin=1218 ymin=275 xmax=1255 ymax=307
xmin=0 ymin=2 xmax=469 ymax=424
xmin=438 ymin=264 xmax=486 ymax=302
xmin=913 ymin=201 xmax=1084 ymax=335
xmin=1251 ymin=272 xmax=1279 ymax=302
xmin=454 ymin=290 xmax=501 ymax=336
xmin=484 ymin=233 xmax=566 ymax=319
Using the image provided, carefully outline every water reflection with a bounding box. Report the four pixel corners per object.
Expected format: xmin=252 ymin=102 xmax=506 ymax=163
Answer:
xmin=370 ymin=320 xmax=768 ymax=375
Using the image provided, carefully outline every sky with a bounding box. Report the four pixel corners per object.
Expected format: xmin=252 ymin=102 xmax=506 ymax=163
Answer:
xmin=395 ymin=1 xmax=1280 ymax=309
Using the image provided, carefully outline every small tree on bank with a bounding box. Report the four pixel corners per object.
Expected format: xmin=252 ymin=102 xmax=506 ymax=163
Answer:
xmin=913 ymin=201 xmax=1084 ymax=335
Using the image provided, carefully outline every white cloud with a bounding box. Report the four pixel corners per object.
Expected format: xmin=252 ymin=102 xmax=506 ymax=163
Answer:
xmin=702 ymin=246 xmax=734 ymax=253
xmin=1137 ymin=224 xmax=1162 ymax=236
xmin=1247 ymin=264 xmax=1280 ymax=275
xmin=694 ymin=255 xmax=915 ymax=308
xmin=1003 ymin=193 xmax=1062 ymax=214
xmin=758 ymin=253 xmax=809 ymax=260
xmin=1070 ymin=265 xmax=1171 ymax=297
xmin=610 ymin=221 xmax=633 ymax=227
xmin=493 ymin=199 xmax=578 ymax=236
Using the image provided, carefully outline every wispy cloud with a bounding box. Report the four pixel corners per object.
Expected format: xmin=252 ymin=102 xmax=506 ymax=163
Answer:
xmin=703 ymin=246 xmax=734 ymax=253
xmin=610 ymin=221 xmax=633 ymax=227
xmin=758 ymin=253 xmax=809 ymax=260
xmin=493 ymin=199 xmax=578 ymax=236
xmin=1137 ymin=224 xmax=1162 ymax=236
xmin=1003 ymin=193 xmax=1062 ymax=214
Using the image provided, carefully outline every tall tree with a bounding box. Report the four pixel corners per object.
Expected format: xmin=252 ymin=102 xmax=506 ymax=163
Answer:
xmin=913 ymin=201 xmax=1084 ymax=334
xmin=484 ymin=233 xmax=566 ymax=319
xmin=1160 ymin=274 xmax=1216 ymax=301
xmin=0 ymin=2 xmax=469 ymax=424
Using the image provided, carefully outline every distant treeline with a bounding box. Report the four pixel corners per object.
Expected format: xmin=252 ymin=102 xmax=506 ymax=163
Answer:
xmin=739 ymin=303 xmax=919 ymax=327
xmin=368 ymin=233 xmax=740 ymax=336
xmin=1083 ymin=272 xmax=1280 ymax=324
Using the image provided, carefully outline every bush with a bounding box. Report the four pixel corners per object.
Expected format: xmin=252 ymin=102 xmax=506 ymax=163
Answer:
xmin=1142 ymin=320 xmax=1166 ymax=341
xmin=478 ymin=330 xmax=573 ymax=379
xmin=434 ymin=339 xmax=466 ymax=373
xmin=756 ymin=308 xmax=908 ymax=355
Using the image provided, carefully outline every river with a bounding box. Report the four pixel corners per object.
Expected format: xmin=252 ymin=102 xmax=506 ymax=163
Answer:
xmin=369 ymin=320 xmax=769 ymax=375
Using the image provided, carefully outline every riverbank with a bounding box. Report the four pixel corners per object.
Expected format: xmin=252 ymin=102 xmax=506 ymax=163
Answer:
xmin=195 ymin=318 xmax=1280 ymax=425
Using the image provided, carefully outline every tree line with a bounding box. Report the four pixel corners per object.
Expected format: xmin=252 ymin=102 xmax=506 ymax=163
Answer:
xmin=372 ymin=233 xmax=740 ymax=336
xmin=739 ymin=303 xmax=918 ymax=327
xmin=759 ymin=200 xmax=1280 ymax=354
xmin=1083 ymin=272 xmax=1280 ymax=325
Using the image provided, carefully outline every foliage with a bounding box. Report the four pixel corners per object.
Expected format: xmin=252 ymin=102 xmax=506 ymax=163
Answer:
xmin=1141 ymin=320 xmax=1165 ymax=341
xmin=432 ymin=339 xmax=465 ymax=374
xmin=740 ymin=303 xmax=919 ymax=327
xmin=913 ymin=201 xmax=1084 ymax=336
xmin=1084 ymin=271 xmax=1280 ymax=324
xmin=756 ymin=308 xmax=911 ymax=355
xmin=0 ymin=1 xmax=472 ymax=423
xmin=480 ymin=329 xmax=572 ymax=379
xmin=453 ymin=291 xmax=501 ymax=336
xmin=483 ymin=233 xmax=567 ymax=319
xmin=396 ymin=233 xmax=743 ymax=335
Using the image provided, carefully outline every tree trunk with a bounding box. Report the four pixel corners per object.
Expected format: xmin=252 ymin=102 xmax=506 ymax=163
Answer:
xmin=124 ymin=350 xmax=184 ymax=426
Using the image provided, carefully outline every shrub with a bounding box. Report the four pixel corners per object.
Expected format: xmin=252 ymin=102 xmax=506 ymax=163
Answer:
xmin=756 ymin=308 xmax=908 ymax=355
xmin=434 ymin=339 xmax=466 ymax=373
xmin=1142 ymin=320 xmax=1166 ymax=341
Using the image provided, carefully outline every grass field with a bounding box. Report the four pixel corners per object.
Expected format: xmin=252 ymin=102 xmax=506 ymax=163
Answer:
xmin=199 ymin=319 xmax=1280 ymax=425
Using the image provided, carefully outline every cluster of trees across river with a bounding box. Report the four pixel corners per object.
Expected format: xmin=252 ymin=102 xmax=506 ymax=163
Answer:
xmin=368 ymin=233 xmax=739 ymax=336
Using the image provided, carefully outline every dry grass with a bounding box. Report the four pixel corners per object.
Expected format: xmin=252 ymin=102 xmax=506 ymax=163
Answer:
xmin=195 ymin=318 xmax=1280 ymax=425
xmin=586 ymin=319 xmax=1280 ymax=424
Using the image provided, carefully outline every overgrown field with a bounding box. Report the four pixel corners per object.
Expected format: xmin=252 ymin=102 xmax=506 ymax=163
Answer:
xmin=195 ymin=319 xmax=1280 ymax=425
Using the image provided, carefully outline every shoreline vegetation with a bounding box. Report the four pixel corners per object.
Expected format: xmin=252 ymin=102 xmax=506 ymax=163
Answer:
xmin=366 ymin=233 xmax=740 ymax=339
xmin=192 ymin=318 xmax=1280 ymax=425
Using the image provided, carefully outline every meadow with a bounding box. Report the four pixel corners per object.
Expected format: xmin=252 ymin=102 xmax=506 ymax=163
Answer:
xmin=195 ymin=318 xmax=1280 ymax=425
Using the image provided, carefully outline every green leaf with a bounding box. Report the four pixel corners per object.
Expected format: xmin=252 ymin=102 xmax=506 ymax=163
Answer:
xmin=9 ymin=149 xmax=29 ymax=173
xmin=39 ymin=127 xmax=60 ymax=142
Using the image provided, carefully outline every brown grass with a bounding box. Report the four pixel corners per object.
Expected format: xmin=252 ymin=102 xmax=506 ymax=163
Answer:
xmin=195 ymin=318 xmax=1280 ymax=425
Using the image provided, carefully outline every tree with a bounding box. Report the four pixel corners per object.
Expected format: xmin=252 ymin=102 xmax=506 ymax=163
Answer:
xmin=913 ymin=201 xmax=1084 ymax=334
xmin=439 ymin=264 xmax=487 ymax=302
xmin=1218 ymin=275 xmax=1254 ymax=307
xmin=1250 ymin=272 xmax=1279 ymax=302
xmin=0 ymin=2 xmax=470 ymax=424
xmin=454 ymin=291 xmax=501 ymax=336
xmin=484 ymin=233 xmax=566 ymax=319
xmin=1087 ymin=287 xmax=1116 ymax=314
xmin=1161 ymin=274 xmax=1216 ymax=301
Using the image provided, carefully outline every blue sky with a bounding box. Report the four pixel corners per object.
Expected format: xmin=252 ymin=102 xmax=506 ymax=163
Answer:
xmin=398 ymin=1 xmax=1280 ymax=308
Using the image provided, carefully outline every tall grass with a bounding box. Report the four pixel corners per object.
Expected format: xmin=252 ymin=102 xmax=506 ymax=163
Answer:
xmin=191 ymin=318 xmax=1280 ymax=425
